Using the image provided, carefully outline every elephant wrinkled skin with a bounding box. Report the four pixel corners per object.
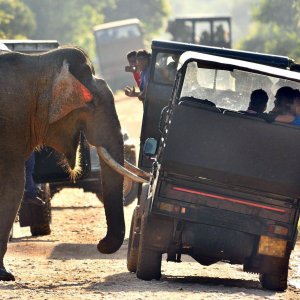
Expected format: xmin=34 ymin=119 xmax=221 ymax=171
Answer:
xmin=0 ymin=46 xmax=142 ymax=280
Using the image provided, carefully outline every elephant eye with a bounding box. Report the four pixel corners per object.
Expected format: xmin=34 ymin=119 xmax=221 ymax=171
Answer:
xmin=86 ymin=100 xmax=96 ymax=109
xmin=70 ymin=63 xmax=93 ymax=86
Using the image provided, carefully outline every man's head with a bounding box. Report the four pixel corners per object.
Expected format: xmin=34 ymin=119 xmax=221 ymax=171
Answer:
xmin=249 ymin=89 xmax=269 ymax=113
xmin=127 ymin=50 xmax=137 ymax=66
xmin=136 ymin=49 xmax=151 ymax=72
xmin=273 ymin=86 xmax=295 ymax=113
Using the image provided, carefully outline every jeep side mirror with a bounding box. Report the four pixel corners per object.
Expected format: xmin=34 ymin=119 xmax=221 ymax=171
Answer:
xmin=143 ymin=138 xmax=158 ymax=157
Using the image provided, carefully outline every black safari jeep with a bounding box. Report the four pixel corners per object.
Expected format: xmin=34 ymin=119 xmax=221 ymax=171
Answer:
xmin=127 ymin=41 xmax=300 ymax=291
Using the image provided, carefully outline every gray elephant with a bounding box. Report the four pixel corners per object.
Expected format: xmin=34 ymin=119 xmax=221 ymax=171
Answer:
xmin=0 ymin=46 xmax=149 ymax=281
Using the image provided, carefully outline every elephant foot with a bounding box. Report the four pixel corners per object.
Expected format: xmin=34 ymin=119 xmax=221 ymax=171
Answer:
xmin=0 ymin=268 xmax=15 ymax=281
xmin=97 ymin=234 xmax=124 ymax=254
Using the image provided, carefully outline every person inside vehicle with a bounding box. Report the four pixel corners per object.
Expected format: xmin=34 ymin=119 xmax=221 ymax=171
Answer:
xmin=214 ymin=24 xmax=226 ymax=46
xmin=274 ymin=88 xmax=300 ymax=124
xmin=125 ymin=50 xmax=140 ymax=87
xmin=241 ymin=88 xmax=269 ymax=116
xmin=200 ymin=30 xmax=211 ymax=45
xmin=269 ymin=86 xmax=295 ymax=120
xmin=161 ymin=54 xmax=180 ymax=83
xmin=124 ymin=49 xmax=151 ymax=102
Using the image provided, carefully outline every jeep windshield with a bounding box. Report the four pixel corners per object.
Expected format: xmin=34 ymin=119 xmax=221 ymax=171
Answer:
xmin=179 ymin=51 xmax=300 ymax=112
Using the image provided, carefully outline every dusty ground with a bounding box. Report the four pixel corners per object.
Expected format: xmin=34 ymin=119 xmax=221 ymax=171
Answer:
xmin=1 ymin=96 xmax=300 ymax=299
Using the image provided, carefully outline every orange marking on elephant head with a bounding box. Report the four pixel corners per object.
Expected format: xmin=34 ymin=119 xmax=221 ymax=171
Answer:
xmin=75 ymin=79 xmax=93 ymax=103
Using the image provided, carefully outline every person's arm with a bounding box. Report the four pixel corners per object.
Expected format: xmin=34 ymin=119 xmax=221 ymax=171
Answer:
xmin=275 ymin=114 xmax=295 ymax=123
xmin=124 ymin=86 xmax=139 ymax=97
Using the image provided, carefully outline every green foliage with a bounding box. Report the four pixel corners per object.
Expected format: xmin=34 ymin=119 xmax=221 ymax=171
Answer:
xmin=0 ymin=0 xmax=35 ymax=39
xmin=103 ymin=0 xmax=171 ymax=43
xmin=239 ymin=0 xmax=300 ymax=61
xmin=252 ymin=0 xmax=296 ymax=29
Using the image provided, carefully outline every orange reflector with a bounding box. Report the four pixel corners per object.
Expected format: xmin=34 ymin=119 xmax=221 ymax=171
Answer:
xmin=274 ymin=225 xmax=289 ymax=236
xmin=258 ymin=235 xmax=287 ymax=258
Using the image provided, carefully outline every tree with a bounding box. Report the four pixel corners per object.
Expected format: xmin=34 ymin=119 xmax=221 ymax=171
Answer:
xmin=0 ymin=0 xmax=35 ymax=39
xmin=239 ymin=0 xmax=300 ymax=61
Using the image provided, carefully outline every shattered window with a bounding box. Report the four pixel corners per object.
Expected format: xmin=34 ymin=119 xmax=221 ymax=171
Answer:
xmin=180 ymin=61 xmax=300 ymax=112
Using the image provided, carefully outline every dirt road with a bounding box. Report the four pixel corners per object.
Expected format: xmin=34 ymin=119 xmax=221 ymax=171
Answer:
xmin=1 ymin=96 xmax=300 ymax=299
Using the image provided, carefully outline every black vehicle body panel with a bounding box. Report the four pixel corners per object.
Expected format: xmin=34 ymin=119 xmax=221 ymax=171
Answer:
xmin=134 ymin=45 xmax=300 ymax=283
xmin=161 ymin=101 xmax=300 ymax=198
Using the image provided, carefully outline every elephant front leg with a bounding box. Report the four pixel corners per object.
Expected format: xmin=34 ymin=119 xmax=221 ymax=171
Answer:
xmin=0 ymin=166 xmax=25 ymax=281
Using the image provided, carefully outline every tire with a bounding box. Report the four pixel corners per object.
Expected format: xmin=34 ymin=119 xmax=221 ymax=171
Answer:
xmin=30 ymin=183 xmax=51 ymax=236
xmin=123 ymin=180 xmax=138 ymax=206
xmin=136 ymin=216 xmax=162 ymax=281
xmin=259 ymin=270 xmax=288 ymax=291
xmin=127 ymin=206 xmax=140 ymax=272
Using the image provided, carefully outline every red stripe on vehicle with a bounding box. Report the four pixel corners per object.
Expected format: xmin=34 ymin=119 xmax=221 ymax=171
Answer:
xmin=173 ymin=186 xmax=286 ymax=213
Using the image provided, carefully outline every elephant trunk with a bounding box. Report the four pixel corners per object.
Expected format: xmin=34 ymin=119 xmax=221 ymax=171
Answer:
xmin=96 ymin=146 xmax=125 ymax=254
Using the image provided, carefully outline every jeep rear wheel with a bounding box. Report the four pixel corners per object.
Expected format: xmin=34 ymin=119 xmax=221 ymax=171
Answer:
xmin=30 ymin=183 xmax=51 ymax=236
xmin=127 ymin=206 xmax=140 ymax=272
xmin=136 ymin=217 xmax=162 ymax=280
xmin=259 ymin=270 xmax=288 ymax=291
xmin=123 ymin=179 xmax=138 ymax=206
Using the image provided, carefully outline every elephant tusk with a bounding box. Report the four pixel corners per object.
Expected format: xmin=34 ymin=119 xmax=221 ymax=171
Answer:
xmin=124 ymin=160 xmax=151 ymax=179
xmin=97 ymin=147 xmax=149 ymax=183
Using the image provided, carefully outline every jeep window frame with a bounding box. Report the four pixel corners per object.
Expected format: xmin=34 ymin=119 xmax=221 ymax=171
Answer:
xmin=172 ymin=51 xmax=300 ymax=112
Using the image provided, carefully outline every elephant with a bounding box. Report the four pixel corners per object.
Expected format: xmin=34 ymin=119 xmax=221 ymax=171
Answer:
xmin=0 ymin=46 xmax=150 ymax=281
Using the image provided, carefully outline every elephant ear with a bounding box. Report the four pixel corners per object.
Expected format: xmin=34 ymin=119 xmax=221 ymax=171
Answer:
xmin=49 ymin=60 xmax=93 ymax=124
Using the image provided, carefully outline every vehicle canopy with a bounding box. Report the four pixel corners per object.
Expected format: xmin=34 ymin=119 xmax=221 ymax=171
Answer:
xmin=159 ymin=51 xmax=300 ymax=198
xmin=178 ymin=51 xmax=300 ymax=81
xmin=174 ymin=51 xmax=300 ymax=111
